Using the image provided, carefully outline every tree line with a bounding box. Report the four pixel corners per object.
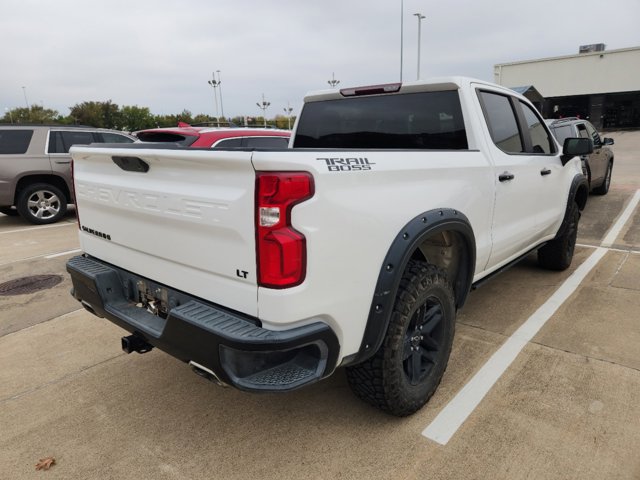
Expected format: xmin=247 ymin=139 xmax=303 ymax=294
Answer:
xmin=1 ymin=101 xmax=295 ymax=131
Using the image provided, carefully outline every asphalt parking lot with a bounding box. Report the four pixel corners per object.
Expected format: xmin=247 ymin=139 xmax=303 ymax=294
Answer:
xmin=1 ymin=132 xmax=639 ymax=480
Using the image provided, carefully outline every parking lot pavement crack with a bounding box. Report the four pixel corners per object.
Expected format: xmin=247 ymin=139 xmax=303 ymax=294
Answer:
xmin=606 ymin=250 xmax=640 ymax=291
xmin=0 ymin=308 xmax=83 ymax=339
xmin=608 ymin=284 xmax=640 ymax=292
xmin=0 ymin=353 xmax=125 ymax=405
xmin=455 ymin=322 xmax=640 ymax=374
xmin=461 ymin=313 xmax=640 ymax=374
xmin=609 ymin=251 xmax=630 ymax=285
xmin=529 ymin=340 xmax=640 ymax=374
xmin=457 ymin=320 xmax=510 ymax=339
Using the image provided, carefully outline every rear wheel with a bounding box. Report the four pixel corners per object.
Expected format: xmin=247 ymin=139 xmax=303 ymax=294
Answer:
xmin=538 ymin=201 xmax=579 ymax=271
xmin=16 ymin=183 xmax=67 ymax=225
xmin=346 ymin=261 xmax=456 ymax=416
xmin=593 ymin=161 xmax=612 ymax=195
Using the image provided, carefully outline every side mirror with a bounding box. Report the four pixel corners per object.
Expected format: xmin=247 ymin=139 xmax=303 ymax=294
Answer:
xmin=603 ymin=137 xmax=615 ymax=146
xmin=561 ymin=137 xmax=593 ymax=166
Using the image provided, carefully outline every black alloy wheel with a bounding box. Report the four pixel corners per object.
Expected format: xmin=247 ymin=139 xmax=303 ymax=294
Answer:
xmin=346 ymin=261 xmax=456 ymax=416
xmin=403 ymin=298 xmax=445 ymax=386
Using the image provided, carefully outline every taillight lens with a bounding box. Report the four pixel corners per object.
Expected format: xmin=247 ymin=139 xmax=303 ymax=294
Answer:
xmin=256 ymin=172 xmax=314 ymax=288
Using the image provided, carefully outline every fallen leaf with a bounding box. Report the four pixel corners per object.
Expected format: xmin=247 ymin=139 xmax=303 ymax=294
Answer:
xmin=35 ymin=456 xmax=55 ymax=471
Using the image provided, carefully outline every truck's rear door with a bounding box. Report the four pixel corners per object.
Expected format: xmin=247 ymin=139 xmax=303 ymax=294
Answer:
xmin=70 ymin=144 xmax=258 ymax=316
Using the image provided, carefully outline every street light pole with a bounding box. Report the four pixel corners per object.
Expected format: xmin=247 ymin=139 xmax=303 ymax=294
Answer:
xmin=216 ymin=70 xmax=225 ymax=121
xmin=283 ymin=102 xmax=293 ymax=130
xmin=328 ymin=72 xmax=340 ymax=88
xmin=22 ymin=86 xmax=30 ymax=110
xmin=400 ymin=0 xmax=404 ymax=82
xmin=207 ymin=73 xmax=219 ymax=121
xmin=256 ymin=94 xmax=271 ymax=128
xmin=414 ymin=13 xmax=426 ymax=80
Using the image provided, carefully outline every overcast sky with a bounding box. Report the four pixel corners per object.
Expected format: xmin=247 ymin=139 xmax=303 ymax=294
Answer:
xmin=1 ymin=0 xmax=639 ymax=119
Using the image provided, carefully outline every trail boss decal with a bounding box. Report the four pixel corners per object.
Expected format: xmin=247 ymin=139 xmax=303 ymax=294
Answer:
xmin=316 ymin=157 xmax=375 ymax=172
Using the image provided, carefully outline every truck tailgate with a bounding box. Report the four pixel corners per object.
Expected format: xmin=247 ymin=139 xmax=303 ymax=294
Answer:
xmin=70 ymin=145 xmax=258 ymax=316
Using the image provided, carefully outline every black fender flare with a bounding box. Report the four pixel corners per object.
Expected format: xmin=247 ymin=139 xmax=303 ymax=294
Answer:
xmin=555 ymin=174 xmax=588 ymax=239
xmin=350 ymin=208 xmax=476 ymax=365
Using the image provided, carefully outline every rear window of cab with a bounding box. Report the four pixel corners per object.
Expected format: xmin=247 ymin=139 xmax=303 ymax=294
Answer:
xmin=293 ymin=90 xmax=468 ymax=150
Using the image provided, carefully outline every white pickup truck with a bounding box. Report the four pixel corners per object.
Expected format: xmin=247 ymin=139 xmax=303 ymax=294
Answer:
xmin=66 ymin=77 xmax=592 ymax=416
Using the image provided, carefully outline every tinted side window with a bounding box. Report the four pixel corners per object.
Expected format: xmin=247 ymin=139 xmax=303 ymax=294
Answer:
xmin=576 ymin=124 xmax=590 ymax=139
xmin=100 ymin=132 xmax=134 ymax=143
xmin=0 ymin=129 xmax=34 ymax=154
xmin=549 ymin=125 xmax=574 ymax=145
xmin=49 ymin=131 xmax=95 ymax=153
xmin=519 ymin=102 xmax=555 ymax=154
xmin=136 ymin=131 xmax=197 ymax=146
xmin=294 ymin=90 xmax=468 ymax=149
xmin=479 ymin=91 xmax=523 ymax=154
xmin=213 ymin=138 xmax=243 ymax=148
xmin=244 ymin=137 xmax=289 ymax=149
xmin=48 ymin=131 xmax=65 ymax=153
xmin=61 ymin=131 xmax=95 ymax=152
xmin=584 ymin=122 xmax=602 ymax=146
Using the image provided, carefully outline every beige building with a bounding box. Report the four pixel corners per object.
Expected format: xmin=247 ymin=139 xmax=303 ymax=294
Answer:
xmin=494 ymin=45 xmax=640 ymax=129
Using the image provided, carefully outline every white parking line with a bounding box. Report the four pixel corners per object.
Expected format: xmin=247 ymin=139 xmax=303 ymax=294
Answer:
xmin=0 ymin=221 xmax=76 ymax=235
xmin=422 ymin=247 xmax=607 ymax=445
xmin=601 ymin=189 xmax=640 ymax=247
xmin=577 ymin=243 xmax=640 ymax=254
xmin=422 ymin=189 xmax=640 ymax=445
xmin=0 ymin=249 xmax=82 ymax=267
xmin=45 ymin=249 xmax=82 ymax=259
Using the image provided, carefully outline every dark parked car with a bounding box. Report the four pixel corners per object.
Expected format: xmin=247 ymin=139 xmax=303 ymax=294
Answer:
xmin=0 ymin=125 xmax=135 ymax=224
xmin=546 ymin=118 xmax=614 ymax=194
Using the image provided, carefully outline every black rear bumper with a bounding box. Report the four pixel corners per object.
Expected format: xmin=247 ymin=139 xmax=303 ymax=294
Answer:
xmin=66 ymin=255 xmax=339 ymax=392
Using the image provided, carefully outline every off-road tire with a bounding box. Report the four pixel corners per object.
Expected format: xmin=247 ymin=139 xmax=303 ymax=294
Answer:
xmin=16 ymin=183 xmax=67 ymax=225
xmin=538 ymin=201 xmax=579 ymax=271
xmin=592 ymin=161 xmax=612 ymax=195
xmin=346 ymin=261 xmax=456 ymax=416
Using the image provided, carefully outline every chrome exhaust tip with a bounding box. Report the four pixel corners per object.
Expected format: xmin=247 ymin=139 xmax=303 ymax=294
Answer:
xmin=189 ymin=361 xmax=228 ymax=388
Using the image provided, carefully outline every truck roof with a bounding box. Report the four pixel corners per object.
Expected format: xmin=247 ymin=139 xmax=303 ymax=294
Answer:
xmin=303 ymin=76 xmax=519 ymax=103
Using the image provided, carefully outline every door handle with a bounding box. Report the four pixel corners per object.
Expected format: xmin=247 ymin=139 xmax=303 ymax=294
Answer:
xmin=540 ymin=168 xmax=552 ymax=176
xmin=498 ymin=172 xmax=515 ymax=182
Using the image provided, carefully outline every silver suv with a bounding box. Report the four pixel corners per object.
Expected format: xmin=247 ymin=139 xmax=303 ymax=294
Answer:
xmin=0 ymin=125 xmax=135 ymax=224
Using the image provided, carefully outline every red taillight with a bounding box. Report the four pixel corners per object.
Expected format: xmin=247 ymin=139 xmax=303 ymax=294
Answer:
xmin=256 ymin=172 xmax=314 ymax=288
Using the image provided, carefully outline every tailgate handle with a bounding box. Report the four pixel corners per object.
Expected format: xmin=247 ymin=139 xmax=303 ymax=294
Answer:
xmin=112 ymin=156 xmax=149 ymax=173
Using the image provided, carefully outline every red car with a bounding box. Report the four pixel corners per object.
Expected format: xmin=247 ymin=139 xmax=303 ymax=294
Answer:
xmin=135 ymin=123 xmax=290 ymax=149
